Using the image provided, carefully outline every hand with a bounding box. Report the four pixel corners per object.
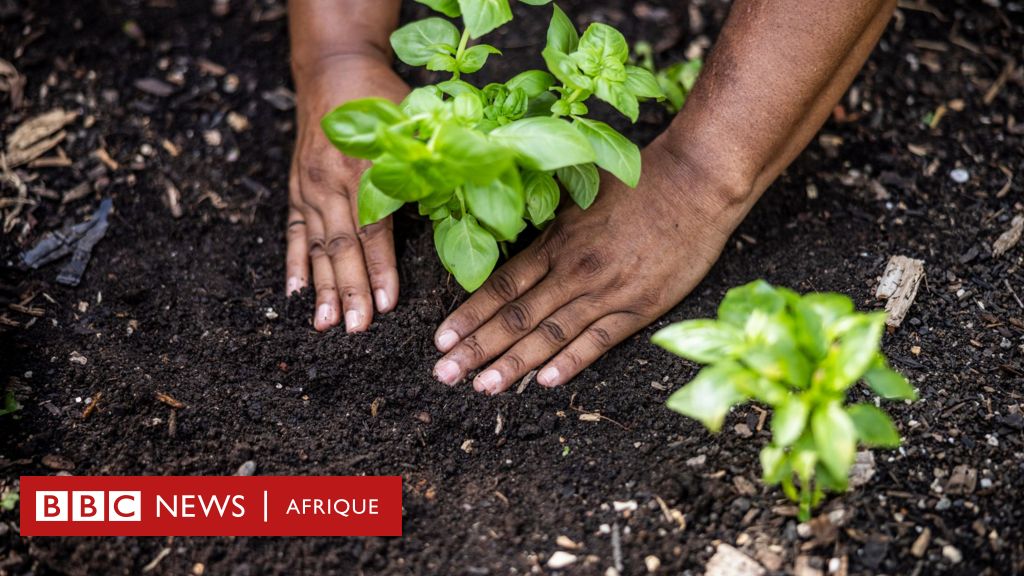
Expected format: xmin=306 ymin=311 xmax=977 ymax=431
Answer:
xmin=286 ymin=55 xmax=410 ymax=331
xmin=431 ymin=139 xmax=753 ymax=393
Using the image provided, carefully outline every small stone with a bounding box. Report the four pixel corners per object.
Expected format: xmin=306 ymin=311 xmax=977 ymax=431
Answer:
xmin=686 ymin=454 xmax=706 ymax=468
xmin=193 ymin=563 xmax=206 ymax=575
xmin=416 ymin=411 xmax=432 ymax=424
xmin=461 ymin=439 xmax=475 ymax=453
xmin=556 ymin=535 xmax=581 ymax=550
xmin=942 ymin=545 xmax=962 ymax=564
xmin=949 ymin=168 xmax=969 ymax=183
xmin=223 ymin=74 xmax=240 ymax=93
xmin=69 ymin=351 xmax=88 ymax=365
xmin=227 ymin=111 xmax=250 ymax=132
xmin=734 ymin=423 xmax=753 ymax=438
xmin=935 ymin=496 xmax=951 ymax=511
xmin=203 ymin=130 xmax=222 ymax=147
xmin=234 ymin=460 xmax=257 ymax=476
xmin=264 ymin=308 xmax=278 ymax=320
xmin=41 ymin=454 xmax=75 ymax=470
xmin=911 ymin=527 xmax=931 ymax=558
xmin=547 ymin=551 xmax=577 ymax=569
xmin=705 ymin=544 xmax=765 ymax=576
xmin=613 ymin=500 xmax=637 ymax=512
xmin=980 ymin=478 xmax=993 ymax=489
xmin=644 ymin=555 xmax=661 ymax=572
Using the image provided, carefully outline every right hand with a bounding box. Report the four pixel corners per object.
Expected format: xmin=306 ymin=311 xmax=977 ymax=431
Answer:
xmin=286 ymin=55 xmax=410 ymax=332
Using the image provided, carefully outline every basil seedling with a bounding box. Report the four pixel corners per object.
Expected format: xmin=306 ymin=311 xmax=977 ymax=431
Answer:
xmin=321 ymin=2 xmax=664 ymax=291
xmin=652 ymin=280 xmax=917 ymax=521
xmin=632 ymin=41 xmax=702 ymax=114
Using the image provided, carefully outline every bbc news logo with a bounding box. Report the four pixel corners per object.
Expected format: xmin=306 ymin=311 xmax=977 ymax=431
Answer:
xmin=21 ymin=476 xmax=402 ymax=536
xmin=36 ymin=491 xmax=141 ymax=522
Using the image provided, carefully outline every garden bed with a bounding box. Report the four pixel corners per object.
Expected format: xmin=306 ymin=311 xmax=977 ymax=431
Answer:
xmin=1 ymin=0 xmax=1022 ymax=573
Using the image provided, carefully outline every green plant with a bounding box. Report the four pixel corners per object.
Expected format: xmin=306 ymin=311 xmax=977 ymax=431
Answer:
xmin=652 ymin=280 xmax=916 ymax=521
xmin=632 ymin=41 xmax=702 ymax=114
xmin=0 ymin=389 xmax=21 ymax=417
xmin=321 ymin=1 xmax=664 ymax=290
xmin=0 ymin=488 xmax=18 ymax=512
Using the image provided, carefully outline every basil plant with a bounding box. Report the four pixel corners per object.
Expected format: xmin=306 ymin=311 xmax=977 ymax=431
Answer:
xmin=321 ymin=0 xmax=665 ymax=291
xmin=653 ymin=280 xmax=917 ymax=520
xmin=632 ymin=41 xmax=702 ymax=114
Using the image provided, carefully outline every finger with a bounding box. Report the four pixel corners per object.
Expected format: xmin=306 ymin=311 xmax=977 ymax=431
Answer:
xmin=357 ymin=216 xmax=399 ymax=314
xmin=306 ymin=213 xmax=341 ymax=331
xmin=318 ymin=197 xmax=374 ymax=334
xmin=536 ymin=313 xmax=647 ymax=388
xmin=433 ymin=242 xmax=549 ymax=353
xmin=472 ymin=296 xmax=605 ymax=395
xmin=432 ymin=275 xmax=572 ymax=386
xmin=285 ymin=206 xmax=309 ymax=296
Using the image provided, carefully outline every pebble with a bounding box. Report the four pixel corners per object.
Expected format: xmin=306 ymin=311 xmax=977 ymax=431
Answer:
xmin=69 ymin=351 xmax=88 ymax=365
xmin=547 ymin=551 xmax=577 ymax=569
xmin=234 ymin=460 xmax=257 ymax=476
xmin=942 ymin=545 xmax=962 ymax=564
xmin=936 ymin=496 xmax=951 ymax=511
xmin=949 ymin=168 xmax=969 ymax=183
xmin=644 ymin=555 xmax=661 ymax=572
xmin=686 ymin=454 xmax=706 ymax=468
xmin=264 ymin=308 xmax=278 ymax=320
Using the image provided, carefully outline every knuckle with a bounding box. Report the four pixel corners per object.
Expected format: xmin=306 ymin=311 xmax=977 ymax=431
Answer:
xmin=314 ymin=283 xmax=337 ymax=295
xmin=485 ymin=269 xmax=520 ymax=302
xmin=308 ymin=237 xmax=326 ymax=258
xmin=538 ymin=318 xmax=568 ymax=344
xmin=501 ymin=353 xmax=526 ymax=375
xmin=587 ymin=325 xmax=614 ymax=349
xmin=562 ymin=349 xmax=584 ymax=371
xmin=569 ymin=250 xmax=604 ymax=278
xmin=326 ymin=233 xmax=358 ymax=257
xmin=460 ymin=335 xmax=486 ymax=362
xmin=498 ymin=302 xmax=533 ymax=334
xmin=339 ymin=284 xmax=370 ymax=302
xmin=357 ymin=220 xmax=389 ymax=242
xmin=540 ymin=221 xmax=569 ymax=255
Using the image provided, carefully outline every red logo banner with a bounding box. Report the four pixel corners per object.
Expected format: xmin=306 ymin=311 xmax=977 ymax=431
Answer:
xmin=20 ymin=476 xmax=402 ymax=536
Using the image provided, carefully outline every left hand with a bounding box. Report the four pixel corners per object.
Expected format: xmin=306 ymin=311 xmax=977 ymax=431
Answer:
xmin=431 ymin=139 xmax=753 ymax=394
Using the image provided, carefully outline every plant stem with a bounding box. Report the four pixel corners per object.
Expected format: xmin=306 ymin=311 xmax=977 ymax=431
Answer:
xmin=567 ymin=88 xmax=583 ymax=103
xmin=455 ymin=186 xmax=466 ymax=217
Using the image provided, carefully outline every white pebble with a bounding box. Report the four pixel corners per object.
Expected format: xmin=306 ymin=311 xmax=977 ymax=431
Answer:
xmin=949 ymin=168 xmax=969 ymax=183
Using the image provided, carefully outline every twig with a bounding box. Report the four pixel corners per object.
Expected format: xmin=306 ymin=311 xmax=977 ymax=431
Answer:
xmin=82 ymin=392 xmax=102 ymax=420
xmin=155 ymin=392 xmax=186 ymax=409
xmin=1005 ymin=279 xmax=1024 ymax=310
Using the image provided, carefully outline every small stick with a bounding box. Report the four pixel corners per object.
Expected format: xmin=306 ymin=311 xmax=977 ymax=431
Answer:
xmin=82 ymin=392 xmax=102 ymax=419
xmin=155 ymin=392 xmax=186 ymax=409
xmin=1005 ymin=279 xmax=1024 ymax=310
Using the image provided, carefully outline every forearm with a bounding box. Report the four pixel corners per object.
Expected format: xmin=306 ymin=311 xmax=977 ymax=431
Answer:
xmin=288 ymin=0 xmax=401 ymax=77
xmin=659 ymin=0 xmax=896 ymax=204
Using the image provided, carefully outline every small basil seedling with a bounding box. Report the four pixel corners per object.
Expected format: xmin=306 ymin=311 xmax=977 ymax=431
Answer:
xmin=321 ymin=1 xmax=665 ymax=291
xmin=652 ymin=280 xmax=917 ymax=521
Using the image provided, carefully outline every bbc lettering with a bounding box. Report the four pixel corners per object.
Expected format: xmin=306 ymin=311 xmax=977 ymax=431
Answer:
xmin=36 ymin=491 xmax=141 ymax=522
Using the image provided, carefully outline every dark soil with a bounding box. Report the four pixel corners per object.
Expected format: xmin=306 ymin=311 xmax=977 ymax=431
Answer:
xmin=2 ymin=0 xmax=1023 ymax=574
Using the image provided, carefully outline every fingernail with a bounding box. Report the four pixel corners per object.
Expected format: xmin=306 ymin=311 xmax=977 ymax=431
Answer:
xmin=374 ymin=289 xmax=391 ymax=312
xmin=475 ymin=370 xmax=502 ymax=394
xmin=287 ymin=277 xmax=302 ymax=296
xmin=538 ymin=366 xmax=560 ymax=387
xmin=434 ymin=359 xmax=460 ymax=385
xmin=345 ymin=309 xmax=364 ymax=333
xmin=317 ymin=303 xmax=333 ymax=327
xmin=436 ymin=329 xmax=459 ymax=352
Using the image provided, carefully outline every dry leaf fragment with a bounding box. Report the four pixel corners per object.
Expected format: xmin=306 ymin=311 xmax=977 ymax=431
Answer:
xmin=993 ymin=215 xmax=1024 ymax=257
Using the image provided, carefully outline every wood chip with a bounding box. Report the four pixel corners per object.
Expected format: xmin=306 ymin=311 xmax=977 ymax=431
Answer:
xmin=155 ymin=392 xmax=186 ymax=409
xmin=911 ymin=527 xmax=931 ymax=558
xmin=162 ymin=175 xmax=183 ymax=218
xmin=875 ymin=255 xmax=925 ymax=329
xmin=983 ymin=59 xmax=1016 ymax=106
xmin=992 ymin=215 xmax=1024 ymax=257
xmin=4 ymin=108 xmax=77 ymax=167
xmin=94 ymin=147 xmax=120 ymax=171
xmin=134 ymin=77 xmax=176 ymax=97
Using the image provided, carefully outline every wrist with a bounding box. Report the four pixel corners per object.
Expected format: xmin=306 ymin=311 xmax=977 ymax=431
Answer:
xmin=649 ymin=131 xmax=756 ymax=213
xmin=291 ymin=43 xmax=392 ymax=86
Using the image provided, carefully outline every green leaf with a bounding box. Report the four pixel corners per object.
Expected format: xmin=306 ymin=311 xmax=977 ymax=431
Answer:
xmin=390 ymin=18 xmax=460 ymax=66
xmin=864 ymin=358 xmax=917 ymax=400
xmin=577 ymin=23 xmax=628 ymax=64
xmin=542 ymin=46 xmax=593 ymax=92
xmin=624 ymin=65 xmax=664 ymax=100
xmin=369 ymin=155 xmax=434 ymax=201
xmin=771 ymin=395 xmax=809 ymax=447
xmin=546 ymin=4 xmax=578 ymax=53
xmin=437 ymin=79 xmax=481 ymax=99
xmin=401 ymin=86 xmax=446 ymax=115
xmin=0 ymin=389 xmax=22 ymax=417
xmin=572 ymin=117 xmax=641 ymax=187
xmin=458 ymin=0 xmax=513 ymax=38
xmin=819 ymin=313 xmax=886 ymax=391
xmin=434 ymin=215 xmax=457 ymax=270
xmin=760 ymin=445 xmax=789 ymax=484
xmin=651 ymin=319 xmax=743 ymax=364
xmin=376 ymin=125 xmax=431 ymax=162
xmin=718 ymin=280 xmax=785 ymax=328
xmin=458 ymin=44 xmax=502 ymax=73
xmin=847 ymin=404 xmax=901 ymax=447
xmin=453 ymin=91 xmax=484 ymax=124
xmin=488 ymin=117 xmax=595 ymax=171
xmin=811 ymin=402 xmax=857 ymax=481
xmin=427 ymin=53 xmax=459 ymax=72
xmin=523 ymin=170 xmax=560 ymax=225
xmin=439 ymin=215 xmax=500 ymax=291
xmin=415 ymin=0 xmax=461 ymax=17
xmin=506 ymin=70 xmax=556 ymax=97
xmin=801 ymin=292 xmax=855 ymax=334
xmin=465 ymin=175 xmax=526 ymax=241
xmin=666 ymin=361 xmax=752 ymax=432
xmin=321 ymin=98 xmax=405 ymax=159
xmin=357 ymin=169 xmax=405 ymax=226
xmin=792 ymin=298 xmax=829 ymax=361
xmin=518 ymin=0 xmax=551 ymax=5
xmin=555 ymin=163 xmax=599 ymax=209
xmin=433 ymin=122 xmax=512 ymax=185
xmin=594 ymin=78 xmax=639 ymax=122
